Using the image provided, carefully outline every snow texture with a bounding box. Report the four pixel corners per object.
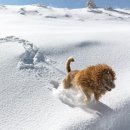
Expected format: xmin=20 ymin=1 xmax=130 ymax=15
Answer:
xmin=0 ymin=4 xmax=130 ymax=130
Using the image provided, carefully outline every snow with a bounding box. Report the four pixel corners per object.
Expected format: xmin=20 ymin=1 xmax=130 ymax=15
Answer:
xmin=0 ymin=4 xmax=130 ymax=130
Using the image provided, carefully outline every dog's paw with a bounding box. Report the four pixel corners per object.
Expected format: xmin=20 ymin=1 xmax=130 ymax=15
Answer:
xmin=83 ymin=98 xmax=91 ymax=105
xmin=91 ymin=99 xmax=98 ymax=104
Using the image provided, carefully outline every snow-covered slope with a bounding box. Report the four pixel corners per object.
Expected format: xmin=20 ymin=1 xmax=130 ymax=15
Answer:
xmin=0 ymin=5 xmax=130 ymax=130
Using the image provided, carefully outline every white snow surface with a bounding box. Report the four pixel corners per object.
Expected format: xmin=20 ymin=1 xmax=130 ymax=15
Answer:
xmin=0 ymin=4 xmax=130 ymax=130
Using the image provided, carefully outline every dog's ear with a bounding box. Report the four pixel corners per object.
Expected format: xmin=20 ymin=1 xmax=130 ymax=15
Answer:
xmin=103 ymin=69 xmax=109 ymax=74
xmin=105 ymin=68 xmax=116 ymax=80
xmin=102 ymin=68 xmax=116 ymax=80
xmin=100 ymin=69 xmax=109 ymax=77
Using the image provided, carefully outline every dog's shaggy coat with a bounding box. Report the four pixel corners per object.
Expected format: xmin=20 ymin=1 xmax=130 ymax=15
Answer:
xmin=63 ymin=57 xmax=116 ymax=103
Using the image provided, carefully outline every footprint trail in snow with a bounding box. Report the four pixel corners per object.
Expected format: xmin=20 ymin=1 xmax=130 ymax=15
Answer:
xmin=0 ymin=36 xmax=64 ymax=78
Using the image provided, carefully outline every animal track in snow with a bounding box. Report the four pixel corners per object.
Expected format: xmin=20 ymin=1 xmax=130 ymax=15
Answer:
xmin=0 ymin=36 xmax=56 ymax=71
xmin=0 ymin=36 xmax=29 ymax=44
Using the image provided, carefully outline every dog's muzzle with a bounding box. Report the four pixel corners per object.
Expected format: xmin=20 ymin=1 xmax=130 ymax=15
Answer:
xmin=105 ymin=82 xmax=115 ymax=91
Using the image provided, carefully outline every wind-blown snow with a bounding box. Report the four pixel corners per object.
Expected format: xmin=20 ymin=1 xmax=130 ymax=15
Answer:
xmin=0 ymin=4 xmax=130 ymax=130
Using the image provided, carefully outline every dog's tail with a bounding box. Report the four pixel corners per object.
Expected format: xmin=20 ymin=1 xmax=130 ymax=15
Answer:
xmin=66 ymin=57 xmax=74 ymax=73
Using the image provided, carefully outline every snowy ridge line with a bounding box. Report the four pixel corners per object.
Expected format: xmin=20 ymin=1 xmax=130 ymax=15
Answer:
xmin=0 ymin=5 xmax=6 ymax=10
xmin=1 ymin=5 xmax=130 ymax=21
xmin=88 ymin=8 xmax=130 ymax=20
xmin=18 ymin=7 xmax=40 ymax=16
xmin=18 ymin=7 xmax=72 ymax=18
xmin=105 ymin=8 xmax=130 ymax=16
xmin=0 ymin=36 xmax=57 ymax=71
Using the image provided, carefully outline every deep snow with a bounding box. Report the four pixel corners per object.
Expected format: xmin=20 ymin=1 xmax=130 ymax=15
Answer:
xmin=0 ymin=4 xmax=130 ymax=130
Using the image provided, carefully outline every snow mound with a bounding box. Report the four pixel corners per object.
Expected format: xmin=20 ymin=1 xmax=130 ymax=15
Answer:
xmin=53 ymin=82 xmax=86 ymax=107
xmin=52 ymin=81 xmax=111 ymax=116
xmin=45 ymin=14 xmax=72 ymax=19
xmin=35 ymin=4 xmax=48 ymax=8
xmin=18 ymin=8 xmax=40 ymax=15
xmin=0 ymin=5 xmax=6 ymax=10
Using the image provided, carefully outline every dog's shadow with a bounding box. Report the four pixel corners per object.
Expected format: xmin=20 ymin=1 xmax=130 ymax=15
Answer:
xmin=50 ymin=80 xmax=114 ymax=116
xmin=82 ymin=101 xmax=114 ymax=116
xmin=60 ymin=99 xmax=114 ymax=116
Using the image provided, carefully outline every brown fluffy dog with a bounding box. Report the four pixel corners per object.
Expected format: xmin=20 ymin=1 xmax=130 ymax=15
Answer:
xmin=63 ymin=57 xmax=116 ymax=103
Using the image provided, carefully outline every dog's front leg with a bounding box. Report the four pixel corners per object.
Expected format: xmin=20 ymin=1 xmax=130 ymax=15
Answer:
xmin=94 ymin=93 xmax=101 ymax=101
xmin=79 ymin=86 xmax=92 ymax=104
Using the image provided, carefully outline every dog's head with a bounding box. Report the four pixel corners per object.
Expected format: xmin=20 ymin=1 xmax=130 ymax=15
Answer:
xmin=96 ymin=64 xmax=116 ymax=92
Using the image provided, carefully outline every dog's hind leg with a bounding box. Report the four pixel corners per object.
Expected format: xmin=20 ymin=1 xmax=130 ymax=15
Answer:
xmin=63 ymin=77 xmax=71 ymax=89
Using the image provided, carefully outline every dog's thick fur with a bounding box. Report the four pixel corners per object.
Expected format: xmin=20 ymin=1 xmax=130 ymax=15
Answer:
xmin=63 ymin=57 xmax=116 ymax=103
